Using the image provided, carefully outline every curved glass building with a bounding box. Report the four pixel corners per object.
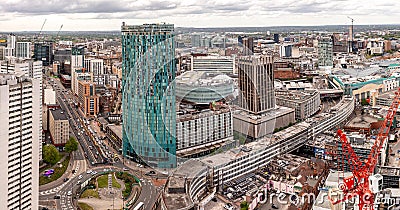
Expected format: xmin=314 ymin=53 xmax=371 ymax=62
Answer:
xmin=121 ymin=23 xmax=176 ymax=168
xmin=176 ymin=71 xmax=234 ymax=104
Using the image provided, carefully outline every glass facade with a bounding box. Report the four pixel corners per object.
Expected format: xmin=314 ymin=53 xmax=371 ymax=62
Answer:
xmin=121 ymin=23 xmax=177 ymax=168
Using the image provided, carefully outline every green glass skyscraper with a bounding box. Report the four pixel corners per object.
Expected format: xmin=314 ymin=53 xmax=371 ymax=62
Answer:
xmin=121 ymin=23 xmax=176 ymax=168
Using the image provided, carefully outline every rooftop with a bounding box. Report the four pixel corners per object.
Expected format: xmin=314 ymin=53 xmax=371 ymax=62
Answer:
xmin=50 ymin=108 xmax=68 ymax=121
xmin=345 ymin=115 xmax=379 ymax=129
xmin=201 ymin=121 xmax=310 ymax=167
xmin=176 ymin=71 xmax=233 ymax=87
xmin=177 ymin=105 xmax=231 ymax=122
xmin=275 ymin=89 xmax=319 ymax=102
xmin=233 ymin=106 xmax=294 ymax=124
xmin=107 ymin=124 xmax=122 ymax=140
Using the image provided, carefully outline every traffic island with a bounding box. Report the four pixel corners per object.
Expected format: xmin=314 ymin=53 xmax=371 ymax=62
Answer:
xmin=39 ymin=155 xmax=70 ymax=186
xmin=78 ymin=171 xmax=139 ymax=209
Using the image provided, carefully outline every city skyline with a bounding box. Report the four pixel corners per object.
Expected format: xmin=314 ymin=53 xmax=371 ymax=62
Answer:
xmin=0 ymin=0 xmax=400 ymax=31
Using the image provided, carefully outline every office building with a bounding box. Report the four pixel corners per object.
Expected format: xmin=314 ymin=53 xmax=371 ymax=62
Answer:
xmin=0 ymin=60 xmax=43 ymax=160
xmin=191 ymin=56 xmax=235 ymax=74
xmin=279 ymin=44 xmax=293 ymax=58
xmin=0 ymin=46 xmax=5 ymax=60
xmin=242 ymin=37 xmax=254 ymax=55
xmin=6 ymin=34 xmax=16 ymax=56
xmin=43 ymin=88 xmax=56 ymax=105
xmin=71 ymin=69 xmax=92 ymax=95
xmin=234 ymin=55 xmax=294 ymax=141
xmin=121 ymin=23 xmax=176 ymax=168
xmin=191 ymin=34 xmax=201 ymax=47
xmin=77 ymin=81 xmax=99 ymax=117
xmin=71 ymin=47 xmax=85 ymax=92
xmin=49 ymin=109 xmax=69 ymax=147
xmin=318 ymin=37 xmax=333 ymax=68
xmin=275 ymin=89 xmax=321 ymax=120
xmin=176 ymin=106 xmax=234 ymax=158
xmin=273 ymin=34 xmax=279 ymax=43
xmin=84 ymin=58 xmax=105 ymax=86
xmin=237 ymin=55 xmax=275 ymax=114
xmin=71 ymin=46 xmax=84 ymax=70
xmin=34 ymin=42 xmax=53 ymax=66
xmin=16 ymin=42 xmax=31 ymax=59
xmin=84 ymin=58 xmax=104 ymax=75
xmin=0 ymin=73 xmax=39 ymax=210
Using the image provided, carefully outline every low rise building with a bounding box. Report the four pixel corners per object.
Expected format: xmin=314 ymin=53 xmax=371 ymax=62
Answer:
xmin=163 ymin=97 xmax=355 ymax=210
xmin=191 ymin=56 xmax=235 ymax=74
xmin=49 ymin=109 xmax=69 ymax=147
xmin=105 ymin=124 xmax=122 ymax=150
xmin=233 ymin=106 xmax=295 ymax=141
xmin=176 ymin=106 xmax=234 ymax=158
xmin=275 ymin=89 xmax=321 ymax=120
xmin=43 ymin=87 xmax=56 ymax=105
xmin=78 ymin=81 xmax=99 ymax=117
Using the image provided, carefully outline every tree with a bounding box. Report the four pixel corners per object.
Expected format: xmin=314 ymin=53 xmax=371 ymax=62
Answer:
xmin=361 ymin=98 xmax=369 ymax=106
xmin=65 ymin=137 xmax=79 ymax=154
xmin=43 ymin=145 xmax=60 ymax=165
xmin=240 ymin=201 xmax=249 ymax=210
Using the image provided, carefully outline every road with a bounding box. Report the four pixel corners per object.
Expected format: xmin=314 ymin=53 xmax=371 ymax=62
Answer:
xmin=39 ymin=75 xmax=161 ymax=210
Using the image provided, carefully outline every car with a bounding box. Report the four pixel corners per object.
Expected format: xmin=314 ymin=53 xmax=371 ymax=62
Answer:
xmin=86 ymin=170 xmax=92 ymax=174
xmin=103 ymin=169 xmax=108 ymax=172
xmin=272 ymin=204 xmax=279 ymax=209
xmin=224 ymin=203 xmax=233 ymax=210
xmin=54 ymin=195 xmax=61 ymax=199
xmin=211 ymin=197 xmax=217 ymax=202
xmin=67 ymin=191 xmax=72 ymax=196
xmin=78 ymin=175 xmax=83 ymax=179
xmin=77 ymin=180 xmax=81 ymax=185
xmin=145 ymin=172 xmax=155 ymax=176
xmin=149 ymin=170 xmax=156 ymax=174
xmin=91 ymin=171 xmax=97 ymax=175
xmin=63 ymin=178 xmax=69 ymax=182
xmin=123 ymin=168 xmax=129 ymax=171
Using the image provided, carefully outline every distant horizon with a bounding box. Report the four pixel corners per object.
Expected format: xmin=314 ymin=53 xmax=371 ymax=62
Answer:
xmin=1 ymin=23 xmax=400 ymax=33
xmin=1 ymin=0 xmax=399 ymax=31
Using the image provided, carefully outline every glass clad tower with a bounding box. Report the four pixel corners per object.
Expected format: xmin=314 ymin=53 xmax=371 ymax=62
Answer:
xmin=121 ymin=23 xmax=177 ymax=168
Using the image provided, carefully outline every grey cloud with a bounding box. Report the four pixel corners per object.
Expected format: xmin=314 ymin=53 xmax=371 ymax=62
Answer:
xmin=0 ymin=0 xmax=400 ymax=20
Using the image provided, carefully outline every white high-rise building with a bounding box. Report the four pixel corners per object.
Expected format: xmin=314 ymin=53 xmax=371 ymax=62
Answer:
xmin=84 ymin=58 xmax=105 ymax=86
xmin=0 ymin=73 xmax=40 ymax=210
xmin=0 ymin=60 xmax=43 ymax=160
xmin=84 ymin=58 xmax=104 ymax=75
xmin=71 ymin=54 xmax=84 ymax=94
xmin=6 ymin=34 xmax=16 ymax=56
xmin=16 ymin=42 xmax=31 ymax=59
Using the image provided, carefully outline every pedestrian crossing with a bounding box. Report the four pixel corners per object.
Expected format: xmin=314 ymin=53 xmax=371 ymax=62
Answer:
xmin=60 ymin=194 xmax=74 ymax=210
xmin=39 ymin=161 xmax=81 ymax=196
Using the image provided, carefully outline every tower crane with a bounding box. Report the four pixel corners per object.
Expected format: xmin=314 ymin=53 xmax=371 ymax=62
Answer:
xmin=36 ymin=19 xmax=47 ymax=40
xmin=330 ymin=88 xmax=400 ymax=209
xmin=56 ymin=24 xmax=63 ymax=39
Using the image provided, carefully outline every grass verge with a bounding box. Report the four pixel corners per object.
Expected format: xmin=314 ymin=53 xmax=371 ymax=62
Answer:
xmin=78 ymin=202 xmax=94 ymax=210
xmin=39 ymin=155 xmax=70 ymax=185
xmin=80 ymin=189 xmax=100 ymax=199
xmin=97 ymin=173 xmax=121 ymax=189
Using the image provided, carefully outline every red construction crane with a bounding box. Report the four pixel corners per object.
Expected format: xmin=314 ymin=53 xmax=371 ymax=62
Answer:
xmin=331 ymin=88 xmax=400 ymax=209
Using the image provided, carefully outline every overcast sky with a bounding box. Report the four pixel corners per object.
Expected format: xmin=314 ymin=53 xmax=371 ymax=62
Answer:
xmin=1 ymin=0 xmax=399 ymax=31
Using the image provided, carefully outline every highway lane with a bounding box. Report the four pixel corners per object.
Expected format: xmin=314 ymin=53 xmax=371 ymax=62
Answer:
xmin=49 ymin=77 xmax=104 ymax=165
